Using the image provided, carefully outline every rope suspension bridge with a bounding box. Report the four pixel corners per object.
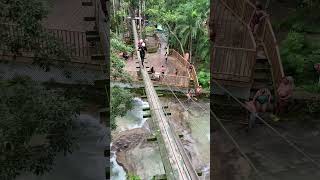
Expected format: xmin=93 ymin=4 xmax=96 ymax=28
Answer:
xmin=131 ymin=19 xmax=200 ymax=180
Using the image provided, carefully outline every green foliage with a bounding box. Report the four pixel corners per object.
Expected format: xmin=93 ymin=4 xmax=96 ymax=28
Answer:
xmin=0 ymin=77 xmax=80 ymax=180
xmin=198 ymin=70 xmax=210 ymax=88
xmin=146 ymin=0 xmax=209 ymax=86
xmin=111 ymin=33 xmax=133 ymax=82
xmin=275 ymin=0 xmax=320 ymax=33
xmin=110 ymin=86 xmax=133 ymax=130
xmin=302 ymin=84 xmax=320 ymax=93
xmin=0 ymin=0 xmax=71 ymax=71
xmin=127 ymin=174 xmax=142 ymax=180
xmin=280 ymin=31 xmax=320 ymax=86
xmin=145 ymin=26 xmax=156 ymax=36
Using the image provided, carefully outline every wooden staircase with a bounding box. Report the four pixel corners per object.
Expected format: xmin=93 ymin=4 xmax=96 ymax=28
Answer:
xmin=249 ymin=44 xmax=274 ymax=99
xmin=212 ymin=0 xmax=284 ymax=100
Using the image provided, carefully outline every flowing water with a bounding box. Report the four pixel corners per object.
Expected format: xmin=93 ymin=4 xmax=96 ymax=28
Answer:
xmin=187 ymin=102 xmax=211 ymax=179
xmin=115 ymin=97 xmax=150 ymax=132
xmin=111 ymin=97 xmax=210 ymax=179
xmin=110 ymin=151 xmax=127 ymax=180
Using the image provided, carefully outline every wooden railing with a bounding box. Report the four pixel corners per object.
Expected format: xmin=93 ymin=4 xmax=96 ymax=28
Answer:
xmin=255 ymin=14 xmax=284 ymax=89
xmin=161 ymin=74 xmax=190 ymax=88
xmin=0 ymin=23 xmax=91 ymax=57
xmin=170 ymin=49 xmax=200 ymax=89
xmin=95 ymin=0 xmax=109 ymax=63
xmin=211 ymin=0 xmax=256 ymax=85
xmin=224 ymin=0 xmax=284 ymax=88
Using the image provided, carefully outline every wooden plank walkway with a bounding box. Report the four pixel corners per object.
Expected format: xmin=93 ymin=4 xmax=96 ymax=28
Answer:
xmin=132 ymin=20 xmax=199 ymax=180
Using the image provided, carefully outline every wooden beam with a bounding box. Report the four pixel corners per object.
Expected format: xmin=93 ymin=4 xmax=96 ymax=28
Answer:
xmin=84 ymin=17 xmax=96 ymax=21
xmin=82 ymin=2 xmax=93 ymax=6
xmin=86 ymin=36 xmax=100 ymax=42
xmin=91 ymin=54 xmax=105 ymax=60
xmin=85 ymin=31 xmax=99 ymax=36
xmin=143 ymin=114 xmax=151 ymax=118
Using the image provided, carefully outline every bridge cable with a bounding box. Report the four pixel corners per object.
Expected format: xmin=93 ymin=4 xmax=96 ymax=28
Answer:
xmin=132 ymin=21 xmax=191 ymax=179
xmin=161 ymin=77 xmax=263 ymax=179
xmin=212 ymin=79 xmax=320 ymax=169
xmin=174 ymin=82 xmax=320 ymax=168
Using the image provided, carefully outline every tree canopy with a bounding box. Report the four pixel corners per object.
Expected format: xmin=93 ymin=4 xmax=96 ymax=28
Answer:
xmin=0 ymin=76 xmax=81 ymax=180
xmin=0 ymin=0 xmax=70 ymax=71
xmin=145 ymin=0 xmax=210 ymax=88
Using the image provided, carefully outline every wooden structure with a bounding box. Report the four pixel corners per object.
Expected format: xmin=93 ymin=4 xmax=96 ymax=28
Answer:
xmin=211 ymin=0 xmax=284 ymax=99
xmin=0 ymin=0 xmax=108 ymax=72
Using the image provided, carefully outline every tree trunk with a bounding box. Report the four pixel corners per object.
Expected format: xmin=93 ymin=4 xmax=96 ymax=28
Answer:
xmin=165 ymin=23 xmax=185 ymax=55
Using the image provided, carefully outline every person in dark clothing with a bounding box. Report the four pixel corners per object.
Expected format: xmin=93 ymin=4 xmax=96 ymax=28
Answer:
xmin=122 ymin=52 xmax=129 ymax=60
xmin=150 ymin=67 xmax=155 ymax=74
xmin=250 ymin=1 xmax=268 ymax=36
xmin=139 ymin=48 xmax=145 ymax=66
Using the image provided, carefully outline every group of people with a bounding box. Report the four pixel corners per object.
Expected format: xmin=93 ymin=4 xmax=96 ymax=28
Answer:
xmin=245 ymin=76 xmax=295 ymax=129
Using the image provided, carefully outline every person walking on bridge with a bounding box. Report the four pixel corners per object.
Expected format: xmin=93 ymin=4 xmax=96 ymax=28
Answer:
xmin=138 ymin=42 xmax=147 ymax=66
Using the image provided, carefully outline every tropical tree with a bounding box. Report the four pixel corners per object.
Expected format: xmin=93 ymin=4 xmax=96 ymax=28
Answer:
xmin=145 ymin=0 xmax=210 ymax=88
xmin=0 ymin=76 xmax=81 ymax=180
xmin=110 ymin=86 xmax=133 ymax=130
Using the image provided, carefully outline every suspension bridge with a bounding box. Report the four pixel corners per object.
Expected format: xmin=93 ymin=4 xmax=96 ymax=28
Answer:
xmin=131 ymin=18 xmax=200 ymax=180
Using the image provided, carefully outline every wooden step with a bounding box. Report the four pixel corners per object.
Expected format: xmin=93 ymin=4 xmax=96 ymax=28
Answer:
xmin=147 ymin=136 xmax=157 ymax=141
xmin=153 ymin=174 xmax=166 ymax=180
xmin=86 ymin=36 xmax=100 ymax=41
xmin=91 ymin=54 xmax=105 ymax=60
xmin=85 ymin=31 xmax=99 ymax=36
xmin=251 ymin=82 xmax=273 ymax=91
xmin=82 ymin=1 xmax=93 ymax=6
xmin=84 ymin=17 xmax=96 ymax=21
xmin=255 ymin=63 xmax=270 ymax=72
xmin=253 ymin=72 xmax=272 ymax=82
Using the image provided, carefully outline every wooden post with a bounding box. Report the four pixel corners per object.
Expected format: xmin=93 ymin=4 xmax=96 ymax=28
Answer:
xmin=139 ymin=0 xmax=142 ymax=38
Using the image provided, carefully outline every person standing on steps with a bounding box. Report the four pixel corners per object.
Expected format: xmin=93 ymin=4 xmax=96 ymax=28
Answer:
xmin=276 ymin=76 xmax=294 ymax=115
xmin=195 ymin=85 xmax=202 ymax=96
xmin=186 ymin=89 xmax=193 ymax=103
xmin=250 ymin=1 xmax=268 ymax=38
xmin=245 ymin=88 xmax=271 ymax=130
xmin=253 ymin=88 xmax=272 ymax=113
xmin=245 ymin=100 xmax=258 ymax=130
xmin=175 ymin=68 xmax=178 ymax=76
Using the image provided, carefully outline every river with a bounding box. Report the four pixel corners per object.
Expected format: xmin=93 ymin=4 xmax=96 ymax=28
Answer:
xmin=111 ymin=97 xmax=210 ymax=180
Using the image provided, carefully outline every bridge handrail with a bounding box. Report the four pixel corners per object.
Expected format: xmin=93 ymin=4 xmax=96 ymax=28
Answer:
xmin=212 ymin=0 xmax=257 ymax=84
xmin=217 ymin=0 xmax=256 ymax=50
xmin=256 ymin=17 xmax=284 ymax=89
xmin=94 ymin=0 xmax=109 ymax=76
xmin=224 ymin=0 xmax=284 ymax=90
xmin=170 ymin=49 xmax=200 ymax=88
